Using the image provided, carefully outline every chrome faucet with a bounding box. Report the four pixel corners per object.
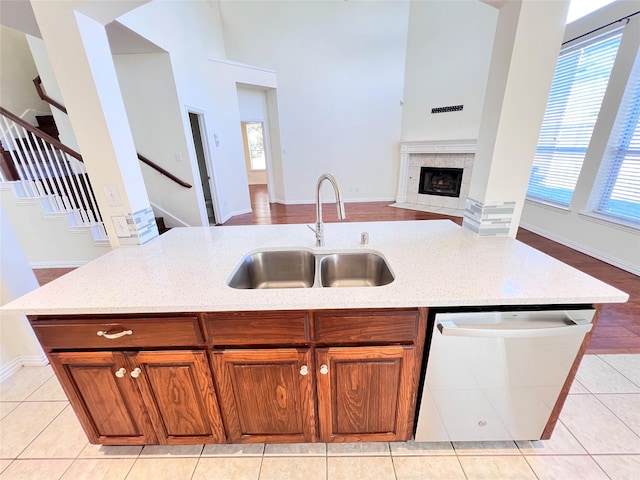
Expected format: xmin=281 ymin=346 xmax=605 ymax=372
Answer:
xmin=309 ymin=173 xmax=346 ymax=246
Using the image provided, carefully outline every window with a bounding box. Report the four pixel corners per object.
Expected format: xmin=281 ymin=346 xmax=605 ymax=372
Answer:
xmin=243 ymin=122 xmax=266 ymax=171
xmin=526 ymin=30 xmax=622 ymax=207
xmin=591 ymin=51 xmax=640 ymax=225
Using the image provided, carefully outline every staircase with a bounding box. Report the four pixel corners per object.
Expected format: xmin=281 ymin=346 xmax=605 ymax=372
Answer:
xmin=0 ymin=108 xmax=108 ymax=249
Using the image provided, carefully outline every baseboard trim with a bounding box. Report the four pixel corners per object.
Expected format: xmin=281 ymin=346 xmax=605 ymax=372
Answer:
xmin=30 ymin=260 xmax=88 ymax=268
xmin=520 ymin=222 xmax=640 ymax=276
xmin=0 ymin=354 xmax=49 ymax=382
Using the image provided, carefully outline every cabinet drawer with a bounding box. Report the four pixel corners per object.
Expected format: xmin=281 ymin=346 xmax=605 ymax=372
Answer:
xmin=205 ymin=311 xmax=310 ymax=346
xmin=30 ymin=315 xmax=204 ymax=350
xmin=314 ymin=309 xmax=419 ymax=344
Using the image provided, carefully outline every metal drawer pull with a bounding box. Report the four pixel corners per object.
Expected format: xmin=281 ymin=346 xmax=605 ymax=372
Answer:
xmin=115 ymin=368 xmax=126 ymax=378
xmin=300 ymin=365 xmax=309 ymax=376
xmin=130 ymin=368 xmax=142 ymax=378
xmin=320 ymin=364 xmax=329 ymax=375
xmin=97 ymin=329 xmax=133 ymax=339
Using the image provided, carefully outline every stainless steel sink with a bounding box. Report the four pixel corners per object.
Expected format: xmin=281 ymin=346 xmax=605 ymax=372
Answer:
xmin=319 ymin=252 xmax=394 ymax=287
xmin=227 ymin=249 xmax=394 ymax=289
xmin=227 ymin=250 xmax=315 ymax=289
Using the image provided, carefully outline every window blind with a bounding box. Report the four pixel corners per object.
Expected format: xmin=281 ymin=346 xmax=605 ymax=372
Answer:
xmin=592 ymin=51 xmax=640 ymax=225
xmin=527 ymin=30 xmax=622 ymax=207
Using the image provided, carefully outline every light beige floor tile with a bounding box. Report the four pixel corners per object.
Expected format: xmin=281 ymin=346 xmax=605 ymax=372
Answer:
xmin=327 ymin=456 xmax=395 ymax=480
xmin=60 ymin=458 xmax=135 ymax=480
xmin=393 ymin=456 xmax=465 ymax=480
xmin=192 ymin=457 xmax=262 ymax=480
xmin=125 ymin=458 xmax=198 ymax=480
xmin=525 ymin=455 xmax=609 ymax=480
xmin=596 ymin=393 xmax=640 ymax=436
xmin=599 ymin=354 xmax=640 ymax=386
xmin=390 ymin=440 xmax=454 ymax=455
xmin=0 ymin=461 xmax=11 ymax=474
xmin=0 ymin=403 xmax=19 ymax=420
xmin=0 ymin=459 xmax=72 ymax=480
xmin=139 ymin=445 xmax=203 ymax=457
xmin=576 ymin=355 xmax=640 ymax=394
xmin=25 ymin=376 xmax=68 ymax=402
xmin=516 ymin=421 xmax=586 ymax=455
xmin=78 ymin=444 xmax=142 ymax=459
xmin=458 ymin=456 xmax=537 ymax=480
xmin=0 ymin=366 xmax=54 ymax=402
xmin=201 ymin=443 xmax=264 ymax=456
xmin=593 ymin=454 xmax=640 ymax=480
xmin=260 ymin=456 xmax=326 ymax=480
xmin=264 ymin=443 xmax=326 ymax=456
xmin=19 ymin=405 xmax=88 ymax=459
xmin=0 ymin=401 xmax=67 ymax=459
xmin=452 ymin=441 xmax=520 ymax=455
xmin=560 ymin=394 xmax=640 ymax=454
xmin=327 ymin=442 xmax=389 ymax=456
xmin=569 ymin=379 xmax=589 ymax=394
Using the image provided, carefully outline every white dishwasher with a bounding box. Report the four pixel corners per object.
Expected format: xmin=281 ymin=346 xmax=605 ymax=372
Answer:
xmin=415 ymin=308 xmax=596 ymax=442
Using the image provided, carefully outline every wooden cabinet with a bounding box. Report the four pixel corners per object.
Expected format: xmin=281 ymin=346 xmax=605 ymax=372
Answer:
xmin=316 ymin=345 xmax=417 ymax=442
xmin=206 ymin=308 xmax=427 ymax=443
xmin=211 ymin=348 xmax=316 ymax=443
xmin=33 ymin=307 xmax=427 ymax=445
xmin=49 ymin=351 xmax=158 ymax=445
xmin=33 ymin=314 xmax=225 ymax=446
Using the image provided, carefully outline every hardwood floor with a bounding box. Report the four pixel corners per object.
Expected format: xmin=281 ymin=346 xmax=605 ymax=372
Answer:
xmin=33 ymin=184 xmax=638 ymax=354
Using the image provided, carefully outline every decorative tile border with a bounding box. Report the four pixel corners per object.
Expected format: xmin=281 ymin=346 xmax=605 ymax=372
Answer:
xmin=462 ymin=198 xmax=515 ymax=236
xmin=119 ymin=207 xmax=159 ymax=246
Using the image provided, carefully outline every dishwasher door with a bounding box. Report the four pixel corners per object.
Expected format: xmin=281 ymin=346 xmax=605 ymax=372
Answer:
xmin=415 ymin=309 xmax=595 ymax=442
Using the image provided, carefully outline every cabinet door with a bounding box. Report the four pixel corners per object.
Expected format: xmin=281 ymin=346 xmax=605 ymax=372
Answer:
xmin=211 ymin=348 xmax=316 ymax=443
xmin=49 ymin=352 xmax=157 ymax=445
xmin=316 ymin=345 xmax=416 ymax=442
xmin=130 ymin=350 xmax=226 ymax=444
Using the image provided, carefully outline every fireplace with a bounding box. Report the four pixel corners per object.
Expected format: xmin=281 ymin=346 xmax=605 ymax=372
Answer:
xmin=418 ymin=167 xmax=463 ymax=197
xmin=395 ymin=140 xmax=476 ymax=216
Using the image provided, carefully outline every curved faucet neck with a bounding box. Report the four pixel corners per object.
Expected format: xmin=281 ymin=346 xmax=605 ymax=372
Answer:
xmin=314 ymin=173 xmax=346 ymax=246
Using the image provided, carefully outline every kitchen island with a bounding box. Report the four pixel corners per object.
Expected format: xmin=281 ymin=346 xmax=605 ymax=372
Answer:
xmin=2 ymin=220 xmax=629 ymax=446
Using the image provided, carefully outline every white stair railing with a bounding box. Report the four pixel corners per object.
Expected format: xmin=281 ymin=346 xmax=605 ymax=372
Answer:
xmin=0 ymin=107 xmax=107 ymax=240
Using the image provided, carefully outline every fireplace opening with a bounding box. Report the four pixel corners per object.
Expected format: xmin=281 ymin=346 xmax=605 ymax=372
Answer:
xmin=418 ymin=167 xmax=463 ymax=197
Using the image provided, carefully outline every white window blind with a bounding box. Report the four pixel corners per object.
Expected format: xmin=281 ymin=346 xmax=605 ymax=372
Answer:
xmin=527 ymin=30 xmax=622 ymax=207
xmin=592 ymin=51 xmax=640 ymax=225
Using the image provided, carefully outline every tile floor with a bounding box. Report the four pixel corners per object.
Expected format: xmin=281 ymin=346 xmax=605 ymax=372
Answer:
xmin=0 ymin=354 xmax=638 ymax=479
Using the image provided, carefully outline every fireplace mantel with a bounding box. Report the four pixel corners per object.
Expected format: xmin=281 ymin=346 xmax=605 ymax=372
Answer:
xmin=395 ymin=140 xmax=477 ymax=207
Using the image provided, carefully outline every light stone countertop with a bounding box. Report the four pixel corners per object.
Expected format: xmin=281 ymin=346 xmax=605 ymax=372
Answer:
xmin=2 ymin=220 xmax=629 ymax=315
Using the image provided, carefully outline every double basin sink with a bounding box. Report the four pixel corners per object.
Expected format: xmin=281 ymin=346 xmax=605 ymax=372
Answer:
xmin=228 ymin=249 xmax=394 ymax=289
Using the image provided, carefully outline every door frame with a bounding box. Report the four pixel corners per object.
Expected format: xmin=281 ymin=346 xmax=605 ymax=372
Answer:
xmin=186 ymin=107 xmax=220 ymax=225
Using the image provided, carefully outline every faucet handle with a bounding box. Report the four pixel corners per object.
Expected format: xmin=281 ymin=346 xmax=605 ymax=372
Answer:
xmin=361 ymin=232 xmax=369 ymax=245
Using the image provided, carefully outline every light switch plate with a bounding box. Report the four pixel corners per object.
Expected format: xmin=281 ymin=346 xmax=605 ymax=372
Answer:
xmin=112 ymin=216 xmax=131 ymax=237
xmin=104 ymin=185 xmax=122 ymax=207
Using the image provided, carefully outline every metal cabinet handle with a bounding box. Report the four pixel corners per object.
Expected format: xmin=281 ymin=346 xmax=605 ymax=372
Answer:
xmin=320 ymin=364 xmax=329 ymax=375
xmin=115 ymin=367 xmax=126 ymax=378
xmin=300 ymin=365 xmax=309 ymax=376
xmin=130 ymin=367 xmax=142 ymax=378
xmin=97 ymin=329 xmax=133 ymax=340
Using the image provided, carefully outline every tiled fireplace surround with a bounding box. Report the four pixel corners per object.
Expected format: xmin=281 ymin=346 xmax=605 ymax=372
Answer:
xmin=394 ymin=140 xmax=476 ymax=217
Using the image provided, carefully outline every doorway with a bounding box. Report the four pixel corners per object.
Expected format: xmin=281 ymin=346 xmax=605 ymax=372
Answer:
xmin=188 ymin=112 xmax=216 ymax=225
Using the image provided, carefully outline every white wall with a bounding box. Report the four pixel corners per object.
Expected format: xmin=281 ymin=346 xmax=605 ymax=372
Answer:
xmin=220 ymin=0 xmax=410 ymax=203
xmin=0 ymin=26 xmax=49 ymax=122
xmin=113 ymin=52 xmax=203 ymax=226
xmin=117 ymin=1 xmax=262 ymax=222
xmin=0 ymin=205 xmax=47 ymax=380
xmin=401 ymin=1 xmax=497 ymax=141
xmin=520 ymin=1 xmax=640 ymax=274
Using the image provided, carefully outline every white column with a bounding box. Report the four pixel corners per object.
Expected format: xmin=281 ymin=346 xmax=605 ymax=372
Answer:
xmin=30 ymin=1 xmax=158 ymax=247
xmin=464 ymin=0 xmax=571 ymax=237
